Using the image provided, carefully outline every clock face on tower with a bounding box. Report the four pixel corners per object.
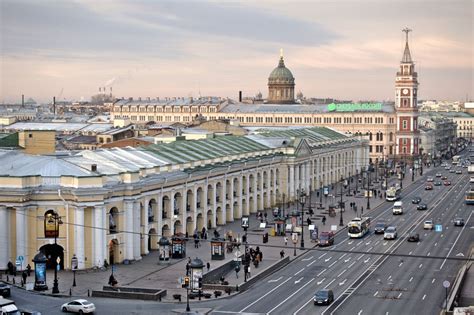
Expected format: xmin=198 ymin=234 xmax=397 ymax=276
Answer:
xmin=402 ymin=88 xmax=409 ymax=95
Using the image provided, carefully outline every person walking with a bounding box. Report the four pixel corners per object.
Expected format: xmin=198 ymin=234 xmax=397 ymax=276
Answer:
xmin=284 ymin=236 xmax=288 ymax=246
xmin=206 ymin=262 xmax=210 ymax=272
xmin=235 ymin=265 xmax=240 ymax=279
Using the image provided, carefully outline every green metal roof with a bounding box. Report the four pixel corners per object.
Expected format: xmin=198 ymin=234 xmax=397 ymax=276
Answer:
xmin=256 ymin=127 xmax=347 ymax=142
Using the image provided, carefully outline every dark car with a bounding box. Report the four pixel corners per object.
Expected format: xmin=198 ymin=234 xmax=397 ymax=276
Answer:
xmin=434 ymin=181 xmax=442 ymax=186
xmin=412 ymin=196 xmax=422 ymax=204
xmin=0 ymin=283 xmax=11 ymax=297
xmin=374 ymin=221 xmax=387 ymax=234
xmin=314 ymin=289 xmax=334 ymax=305
xmin=407 ymin=233 xmax=420 ymax=242
xmin=444 ymin=181 xmax=451 ymax=186
xmin=454 ymin=218 xmax=465 ymax=226
xmin=318 ymin=231 xmax=335 ymax=247
xmin=417 ymin=203 xmax=428 ymax=210
xmin=441 ymin=176 xmax=448 ymax=180
xmin=425 ymin=184 xmax=433 ymax=190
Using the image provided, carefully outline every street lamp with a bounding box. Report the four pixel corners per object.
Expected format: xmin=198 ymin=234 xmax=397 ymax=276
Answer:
xmin=298 ymin=189 xmax=306 ymax=250
xmin=46 ymin=211 xmax=63 ymax=294
xmin=339 ymin=176 xmax=345 ymax=226
xmin=366 ymin=170 xmax=371 ymax=211
xmin=241 ymin=216 xmax=249 ymax=282
xmin=318 ymin=181 xmax=323 ymax=209
xmin=292 ymin=232 xmax=298 ymax=256
xmin=71 ymin=254 xmax=78 ymax=287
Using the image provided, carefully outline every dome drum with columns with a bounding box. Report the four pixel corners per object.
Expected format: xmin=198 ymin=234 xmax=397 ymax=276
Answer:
xmin=267 ymin=50 xmax=295 ymax=104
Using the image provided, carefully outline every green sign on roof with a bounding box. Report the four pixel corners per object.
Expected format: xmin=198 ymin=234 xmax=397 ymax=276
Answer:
xmin=327 ymin=103 xmax=382 ymax=112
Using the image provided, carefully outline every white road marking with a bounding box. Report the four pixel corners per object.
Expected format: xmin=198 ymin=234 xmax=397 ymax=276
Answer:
xmin=422 ymin=294 xmax=427 ymax=300
xmin=409 ymin=277 xmax=413 ymax=282
xmin=268 ymin=278 xmax=314 ymax=314
xmin=344 ymin=258 xmax=351 ymax=263
xmin=409 ymin=251 xmax=413 ymax=255
xmin=240 ymin=276 xmax=292 ymax=312
xmin=364 ymin=258 xmax=370 ymax=263
xmin=295 ymin=277 xmax=304 ymax=284
xmin=366 ymin=246 xmax=374 ymax=252
xmin=357 ymin=255 xmax=365 ymax=261
xmin=358 ymin=310 xmax=363 ymax=315
xmin=365 ymin=241 xmax=371 ymax=245
xmin=338 ymin=253 xmax=347 ymax=260
xmin=307 ymin=260 xmax=316 ymax=267
xmin=432 ymin=278 xmax=436 ymax=283
xmin=268 ymin=276 xmax=282 ymax=283
xmin=326 ymin=278 xmax=336 ymax=287
xmin=318 ymin=253 xmax=327 ymax=259
xmin=387 ymin=275 xmax=392 ymax=280
xmin=294 ymin=268 xmax=305 ymax=276
xmin=427 ymin=252 xmax=431 ymax=256
xmin=302 ymin=257 xmax=312 ymax=261
xmin=434 ymin=242 xmax=438 ymax=246
xmin=440 ymin=210 xmax=473 ymax=270
xmin=317 ymin=278 xmax=325 ymax=285
xmin=317 ymin=269 xmax=327 ymax=277
xmin=419 ymin=264 xmax=423 ymax=269
xmin=374 ymin=291 xmax=378 ymax=297
xmin=337 ymin=269 xmax=347 ymax=278
xmin=339 ymin=279 xmax=347 ymax=286
xmin=383 ymin=242 xmax=388 ymax=246
xmin=325 ymin=256 xmax=332 ymax=262
xmin=398 ymin=292 xmax=402 ymax=299
xmin=328 ymin=260 xmax=337 ymax=268
xmin=348 ymin=261 xmax=356 ymax=268
xmin=398 ymin=262 xmax=403 ymax=267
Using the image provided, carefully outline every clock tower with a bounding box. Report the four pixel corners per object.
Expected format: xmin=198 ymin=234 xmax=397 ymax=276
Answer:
xmin=395 ymin=28 xmax=420 ymax=159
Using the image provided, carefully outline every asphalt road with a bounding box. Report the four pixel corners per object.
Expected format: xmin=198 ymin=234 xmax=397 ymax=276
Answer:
xmin=9 ymin=154 xmax=473 ymax=315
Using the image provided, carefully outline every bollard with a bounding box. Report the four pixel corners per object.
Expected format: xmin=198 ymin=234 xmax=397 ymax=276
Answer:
xmin=87 ymin=289 xmax=90 ymax=297
xmin=6 ymin=275 xmax=9 ymax=282
xmin=12 ymin=278 xmax=15 ymax=284
xmin=236 ymin=285 xmax=239 ymax=292
xmin=69 ymin=288 xmax=72 ymax=296
xmin=21 ymin=279 xmax=24 ymax=287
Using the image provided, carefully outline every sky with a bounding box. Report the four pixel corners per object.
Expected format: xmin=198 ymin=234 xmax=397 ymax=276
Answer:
xmin=0 ymin=0 xmax=472 ymax=103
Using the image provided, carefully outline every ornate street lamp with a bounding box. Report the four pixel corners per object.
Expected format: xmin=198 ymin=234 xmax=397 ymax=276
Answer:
xmin=71 ymin=254 xmax=78 ymax=287
xmin=339 ymin=176 xmax=345 ymax=226
xmin=298 ymin=189 xmax=306 ymax=250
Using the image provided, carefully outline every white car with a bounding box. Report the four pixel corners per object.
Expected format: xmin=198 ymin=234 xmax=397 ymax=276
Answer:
xmin=384 ymin=226 xmax=397 ymax=240
xmin=424 ymin=220 xmax=434 ymax=230
xmin=61 ymin=299 xmax=96 ymax=314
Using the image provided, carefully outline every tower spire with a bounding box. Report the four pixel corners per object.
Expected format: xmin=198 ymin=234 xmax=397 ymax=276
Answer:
xmin=401 ymin=27 xmax=413 ymax=63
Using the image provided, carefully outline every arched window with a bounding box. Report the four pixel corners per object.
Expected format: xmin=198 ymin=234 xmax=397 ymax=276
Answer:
xmin=44 ymin=210 xmax=60 ymax=238
xmin=109 ymin=208 xmax=118 ymax=234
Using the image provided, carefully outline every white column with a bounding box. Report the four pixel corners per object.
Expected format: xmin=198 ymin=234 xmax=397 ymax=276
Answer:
xmin=0 ymin=206 xmax=10 ymax=269
xmin=181 ymin=188 xmax=187 ymax=229
xmin=133 ymin=202 xmax=141 ymax=260
xmin=211 ymin=183 xmax=217 ymax=226
xmin=142 ymin=198 xmax=149 ymax=256
xmin=295 ymin=165 xmax=300 ymax=195
xmin=243 ymin=175 xmax=249 ymax=216
xmin=93 ymin=205 xmax=105 ymax=267
xmin=74 ymin=207 xmax=85 ymax=269
xmin=124 ymin=201 xmax=134 ymax=260
xmin=258 ymin=172 xmax=264 ymax=210
xmin=289 ymin=166 xmax=295 ymax=200
xmin=237 ymin=177 xmax=242 ymax=218
xmin=306 ymin=162 xmax=311 ymax=192
xmin=229 ymin=179 xmax=235 ymax=220
xmin=16 ymin=207 xmax=27 ymax=269
xmin=252 ymin=174 xmax=258 ymax=213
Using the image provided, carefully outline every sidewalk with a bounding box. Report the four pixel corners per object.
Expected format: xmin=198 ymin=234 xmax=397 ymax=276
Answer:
xmin=1 ymin=165 xmax=432 ymax=302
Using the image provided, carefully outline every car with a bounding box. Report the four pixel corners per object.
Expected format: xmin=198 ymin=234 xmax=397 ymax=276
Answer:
xmin=445 ymin=166 xmax=451 ymax=170
xmin=454 ymin=218 xmax=465 ymax=226
xmin=374 ymin=221 xmax=387 ymax=234
xmin=435 ymin=173 xmax=442 ymax=177
xmin=434 ymin=181 xmax=442 ymax=186
xmin=314 ymin=289 xmax=334 ymax=305
xmin=318 ymin=231 xmax=335 ymax=247
xmin=417 ymin=203 xmax=428 ymax=210
xmin=444 ymin=181 xmax=451 ymax=186
xmin=456 ymin=170 xmax=462 ymax=174
xmin=412 ymin=196 xmax=422 ymax=204
xmin=0 ymin=283 xmax=11 ymax=298
xmin=450 ymin=169 xmax=456 ymax=173
xmin=424 ymin=220 xmax=434 ymax=230
xmin=384 ymin=226 xmax=397 ymax=240
xmin=425 ymin=184 xmax=433 ymax=190
xmin=441 ymin=176 xmax=448 ymax=180
xmin=427 ymin=177 xmax=434 ymax=182
xmin=61 ymin=299 xmax=96 ymax=314
xmin=441 ymin=162 xmax=447 ymax=167
xmin=407 ymin=233 xmax=420 ymax=242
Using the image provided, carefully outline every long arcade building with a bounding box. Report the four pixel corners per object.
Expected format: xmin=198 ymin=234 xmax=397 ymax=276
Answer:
xmin=0 ymin=127 xmax=367 ymax=270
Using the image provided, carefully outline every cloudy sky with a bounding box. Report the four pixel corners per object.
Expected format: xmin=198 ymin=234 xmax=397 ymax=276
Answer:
xmin=1 ymin=0 xmax=472 ymax=103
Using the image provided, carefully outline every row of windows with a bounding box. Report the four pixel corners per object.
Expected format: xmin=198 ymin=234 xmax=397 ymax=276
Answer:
xmin=116 ymin=106 xmax=218 ymax=113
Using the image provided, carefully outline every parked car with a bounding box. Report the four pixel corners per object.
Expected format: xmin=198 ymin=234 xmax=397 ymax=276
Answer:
xmin=0 ymin=283 xmax=11 ymax=298
xmin=384 ymin=226 xmax=397 ymax=240
xmin=425 ymin=184 xmax=433 ymax=190
xmin=454 ymin=218 xmax=465 ymax=226
xmin=61 ymin=299 xmax=96 ymax=314
xmin=443 ymin=181 xmax=451 ymax=186
xmin=314 ymin=289 xmax=334 ymax=305
xmin=417 ymin=203 xmax=428 ymax=210
xmin=424 ymin=220 xmax=434 ymax=230
xmin=407 ymin=233 xmax=420 ymax=242
xmin=318 ymin=231 xmax=335 ymax=247
xmin=374 ymin=221 xmax=387 ymax=234
xmin=412 ymin=196 xmax=422 ymax=204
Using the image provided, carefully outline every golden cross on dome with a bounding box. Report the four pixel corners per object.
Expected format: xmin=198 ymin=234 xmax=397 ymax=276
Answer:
xmin=280 ymin=48 xmax=283 ymax=58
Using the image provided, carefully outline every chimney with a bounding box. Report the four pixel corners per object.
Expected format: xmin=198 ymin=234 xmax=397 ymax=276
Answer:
xmin=239 ymin=91 xmax=242 ymax=102
xmin=91 ymin=164 xmax=97 ymax=172
xmin=53 ymin=96 xmax=56 ymax=115
xmin=22 ymin=94 xmax=24 ymax=107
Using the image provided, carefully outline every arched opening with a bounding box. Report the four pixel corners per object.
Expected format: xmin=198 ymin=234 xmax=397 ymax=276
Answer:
xmin=216 ymin=207 xmax=223 ymax=225
xmin=242 ymin=198 xmax=248 ymax=216
xmin=186 ymin=216 xmax=194 ymax=235
xmin=196 ymin=213 xmax=204 ymax=231
xmin=108 ymin=239 xmax=119 ymax=265
xmin=242 ymin=176 xmax=247 ymax=195
xmin=162 ymin=224 xmax=171 ymax=237
xmin=226 ymin=180 xmax=231 ymax=201
xmin=216 ymin=182 xmax=223 ymax=203
xmin=196 ymin=187 xmax=203 ymax=210
xmin=249 ymin=175 xmax=255 ymax=193
xmin=207 ymin=185 xmax=214 ymax=207
xmin=148 ymin=228 xmax=158 ymax=251
xmin=174 ymin=192 xmax=182 ymax=216
xmin=233 ymin=201 xmax=239 ymax=219
xmin=207 ymin=210 xmax=213 ymax=229
xmin=162 ymin=196 xmax=170 ymax=219
xmin=186 ymin=189 xmax=193 ymax=212
xmin=225 ymin=204 xmax=232 ymax=222
xmin=109 ymin=207 xmax=118 ymax=234
xmin=233 ymin=178 xmax=239 ymax=198
xmin=148 ymin=199 xmax=157 ymax=223
xmin=173 ymin=220 xmax=182 ymax=235
xmin=249 ymin=196 xmax=255 ymax=213
xmin=39 ymin=244 xmax=64 ymax=270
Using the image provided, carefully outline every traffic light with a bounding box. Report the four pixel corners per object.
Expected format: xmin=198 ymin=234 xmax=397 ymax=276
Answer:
xmin=184 ymin=276 xmax=190 ymax=288
xmin=198 ymin=277 xmax=203 ymax=288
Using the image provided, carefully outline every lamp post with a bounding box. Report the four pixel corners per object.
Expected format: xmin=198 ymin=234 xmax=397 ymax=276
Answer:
xmin=319 ymin=181 xmax=323 ymax=209
xmin=339 ymin=176 xmax=345 ymax=226
xmin=366 ymin=170 xmax=371 ymax=211
xmin=71 ymin=254 xmax=78 ymax=287
xmin=355 ymin=169 xmax=359 ymax=194
xmin=241 ymin=216 xmax=249 ymax=283
xmin=298 ymin=189 xmax=306 ymax=250
xmin=47 ymin=211 xmax=63 ymax=294
xmin=292 ymin=232 xmax=298 ymax=256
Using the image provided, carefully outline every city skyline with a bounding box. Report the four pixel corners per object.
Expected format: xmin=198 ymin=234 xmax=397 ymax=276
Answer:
xmin=1 ymin=0 xmax=472 ymax=103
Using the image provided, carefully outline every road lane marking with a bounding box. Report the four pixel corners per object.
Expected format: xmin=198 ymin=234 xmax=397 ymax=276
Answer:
xmin=432 ymin=278 xmax=436 ymax=283
xmin=357 ymin=254 xmax=365 ymax=261
xmin=268 ymin=278 xmax=314 ymax=314
xmin=422 ymin=294 xmax=426 ymax=300
xmin=339 ymin=279 xmax=347 ymax=286
xmin=366 ymin=246 xmax=373 ymax=252
xmin=440 ymin=209 xmax=474 ymax=270
xmin=338 ymin=253 xmax=347 ymax=260
xmin=419 ymin=264 xmax=423 ymax=269
xmin=344 ymin=258 xmax=351 ymax=263
xmin=325 ymin=256 xmax=332 ymax=262
xmin=398 ymin=262 xmax=403 ymax=267
xmin=427 ymin=252 xmax=431 ymax=256
xmin=397 ymin=292 xmax=402 ymax=299
xmin=409 ymin=251 xmax=413 ymax=255
xmin=373 ymin=291 xmax=378 ymax=297
xmin=294 ymin=268 xmax=305 ymax=276
xmin=307 ymin=260 xmax=316 ymax=267
xmin=318 ymin=253 xmax=327 ymax=259
xmin=337 ymin=269 xmax=347 ymax=278
xmin=348 ymin=261 xmax=356 ymax=268
xmin=358 ymin=310 xmax=363 ymax=315
xmin=268 ymin=276 xmax=282 ymax=283
xmin=302 ymin=257 xmax=312 ymax=261
xmin=326 ymin=278 xmax=336 ymax=287
xmin=435 ymin=242 xmax=438 ymax=246
xmin=240 ymin=276 xmax=292 ymax=312
xmin=328 ymin=260 xmax=337 ymax=268
xmin=317 ymin=269 xmax=327 ymax=277
xmin=295 ymin=277 xmax=304 ymax=284
xmin=409 ymin=277 xmax=413 ymax=282
xmin=387 ymin=275 xmax=392 ymax=280
xmin=317 ymin=278 xmax=325 ymax=285
xmin=364 ymin=258 xmax=370 ymax=263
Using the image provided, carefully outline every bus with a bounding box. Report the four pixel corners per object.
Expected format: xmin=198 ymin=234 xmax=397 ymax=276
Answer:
xmin=452 ymin=155 xmax=461 ymax=165
xmin=347 ymin=217 xmax=371 ymax=238
xmin=465 ymin=190 xmax=474 ymax=205
xmin=386 ymin=186 xmax=401 ymax=201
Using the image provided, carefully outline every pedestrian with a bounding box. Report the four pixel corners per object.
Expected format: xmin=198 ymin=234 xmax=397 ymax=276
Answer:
xmin=235 ymin=265 xmax=240 ymax=278
xmin=280 ymin=250 xmax=285 ymax=258
xmin=284 ymin=236 xmax=288 ymax=246
xmin=322 ymin=216 xmax=326 ymax=225
xmin=22 ymin=271 xmax=27 ymax=285
xmin=26 ymin=264 xmax=31 ymax=277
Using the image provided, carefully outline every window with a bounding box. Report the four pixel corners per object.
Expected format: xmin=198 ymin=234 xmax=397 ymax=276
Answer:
xmin=369 ymin=145 xmax=373 ymax=153
xmin=402 ymin=120 xmax=407 ymax=129
xmin=29 ymin=134 xmax=33 ymax=138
